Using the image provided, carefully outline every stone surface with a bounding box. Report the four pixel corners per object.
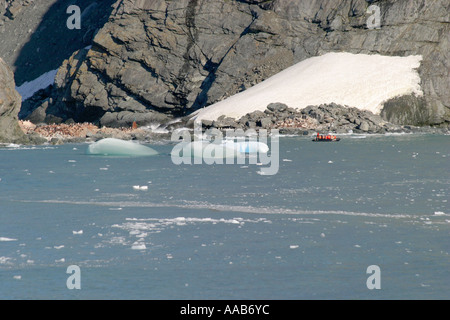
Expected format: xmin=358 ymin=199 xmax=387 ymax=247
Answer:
xmin=0 ymin=0 xmax=116 ymax=86
xmin=0 ymin=57 xmax=27 ymax=143
xmin=2 ymin=0 xmax=449 ymax=128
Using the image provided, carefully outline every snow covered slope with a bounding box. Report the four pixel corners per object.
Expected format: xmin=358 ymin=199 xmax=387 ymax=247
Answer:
xmin=15 ymin=69 xmax=58 ymax=101
xmin=192 ymin=52 xmax=423 ymax=121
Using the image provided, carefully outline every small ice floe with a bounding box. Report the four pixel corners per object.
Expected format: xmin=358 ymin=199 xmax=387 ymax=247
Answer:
xmin=133 ymin=185 xmax=148 ymax=191
xmin=434 ymin=211 xmax=445 ymax=216
xmin=282 ymin=159 xmax=292 ymax=162
xmin=99 ymin=167 xmax=108 ymax=171
xmin=289 ymin=245 xmax=299 ymax=249
xmin=68 ymin=160 xmax=76 ymax=163
xmin=131 ymin=242 xmax=146 ymax=250
xmin=72 ymin=230 xmax=83 ymax=235
xmin=256 ymin=170 xmax=271 ymax=176
xmin=54 ymin=245 xmax=64 ymax=249
xmin=354 ymin=244 xmax=361 ymax=248
xmin=13 ymin=275 xmax=21 ymax=280
xmin=320 ymin=233 xmax=326 ymax=238
xmin=0 ymin=237 xmax=17 ymax=242
xmin=0 ymin=256 xmax=12 ymax=264
xmin=55 ymin=258 xmax=65 ymax=263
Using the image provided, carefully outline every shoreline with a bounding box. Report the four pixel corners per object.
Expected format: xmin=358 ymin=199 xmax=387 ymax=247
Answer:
xmin=11 ymin=118 xmax=449 ymax=147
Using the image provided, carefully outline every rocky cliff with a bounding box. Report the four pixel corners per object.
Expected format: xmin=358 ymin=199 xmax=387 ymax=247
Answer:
xmin=3 ymin=0 xmax=450 ymax=128
xmin=0 ymin=57 xmax=27 ymax=143
xmin=0 ymin=0 xmax=116 ymax=85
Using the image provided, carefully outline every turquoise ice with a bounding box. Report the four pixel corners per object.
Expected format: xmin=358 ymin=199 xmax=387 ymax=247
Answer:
xmin=86 ymin=138 xmax=158 ymax=157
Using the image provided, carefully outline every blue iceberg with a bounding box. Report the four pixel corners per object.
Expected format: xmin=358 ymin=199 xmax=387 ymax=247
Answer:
xmin=227 ymin=141 xmax=269 ymax=154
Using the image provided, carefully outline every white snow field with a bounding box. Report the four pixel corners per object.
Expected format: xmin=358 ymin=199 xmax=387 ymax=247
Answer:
xmin=15 ymin=69 xmax=58 ymax=101
xmin=192 ymin=52 xmax=423 ymax=121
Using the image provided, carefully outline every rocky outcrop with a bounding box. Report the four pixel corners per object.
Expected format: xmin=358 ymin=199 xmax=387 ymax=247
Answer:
xmin=6 ymin=0 xmax=450 ymax=128
xmin=201 ymin=101 xmax=448 ymax=135
xmin=204 ymin=102 xmax=398 ymax=134
xmin=0 ymin=57 xmax=27 ymax=143
xmin=0 ymin=0 xmax=116 ymax=85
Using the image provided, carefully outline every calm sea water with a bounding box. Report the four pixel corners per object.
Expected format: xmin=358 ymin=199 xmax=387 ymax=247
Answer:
xmin=0 ymin=133 xmax=449 ymax=299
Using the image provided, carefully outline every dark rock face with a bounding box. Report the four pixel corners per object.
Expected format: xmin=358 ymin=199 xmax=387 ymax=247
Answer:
xmin=47 ymin=0 xmax=296 ymax=126
xmin=0 ymin=57 xmax=27 ymax=143
xmin=3 ymin=0 xmax=449 ymax=127
xmin=0 ymin=0 xmax=116 ymax=86
xmin=202 ymin=102 xmax=400 ymax=134
xmin=380 ymin=94 xmax=449 ymax=126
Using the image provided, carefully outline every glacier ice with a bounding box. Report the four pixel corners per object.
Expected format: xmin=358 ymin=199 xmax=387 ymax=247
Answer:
xmin=171 ymin=139 xmax=270 ymax=165
xmin=227 ymin=141 xmax=269 ymax=154
xmin=86 ymin=138 xmax=158 ymax=157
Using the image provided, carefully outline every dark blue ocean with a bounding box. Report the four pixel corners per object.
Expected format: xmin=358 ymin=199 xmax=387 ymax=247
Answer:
xmin=0 ymin=133 xmax=449 ymax=299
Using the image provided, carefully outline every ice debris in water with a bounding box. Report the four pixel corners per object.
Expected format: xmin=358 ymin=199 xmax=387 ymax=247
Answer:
xmin=172 ymin=141 xmax=242 ymax=160
xmin=131 ymin=242 xmax=146 ymax=250
xmin=86 ymin=138 xmax=158 ymax=157
xmin=171 ymin=140 xmax=268 ymax=160
xmin=133 ymin=185 xmax=148 ymax=191
xmin=226 ymin=141 xmax=269 ymax=154
xmin=0 ymin=237 xmax=17 ymax=241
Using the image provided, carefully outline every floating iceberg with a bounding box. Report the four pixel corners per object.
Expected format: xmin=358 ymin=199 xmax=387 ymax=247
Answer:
xmin=228 ymin=141 xmax=269 ymax=154
xmin=190 ymin=141 xmax=242 ymax=160
xmin=86 ymin=138 xmax=158 ymax=157
xmin=172 ymin=140 xmax=268 ymax=159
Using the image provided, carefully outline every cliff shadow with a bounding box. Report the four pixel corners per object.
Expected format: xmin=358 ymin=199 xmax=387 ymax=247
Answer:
xmin=13 ymin=0 xmax=116 ymax=86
